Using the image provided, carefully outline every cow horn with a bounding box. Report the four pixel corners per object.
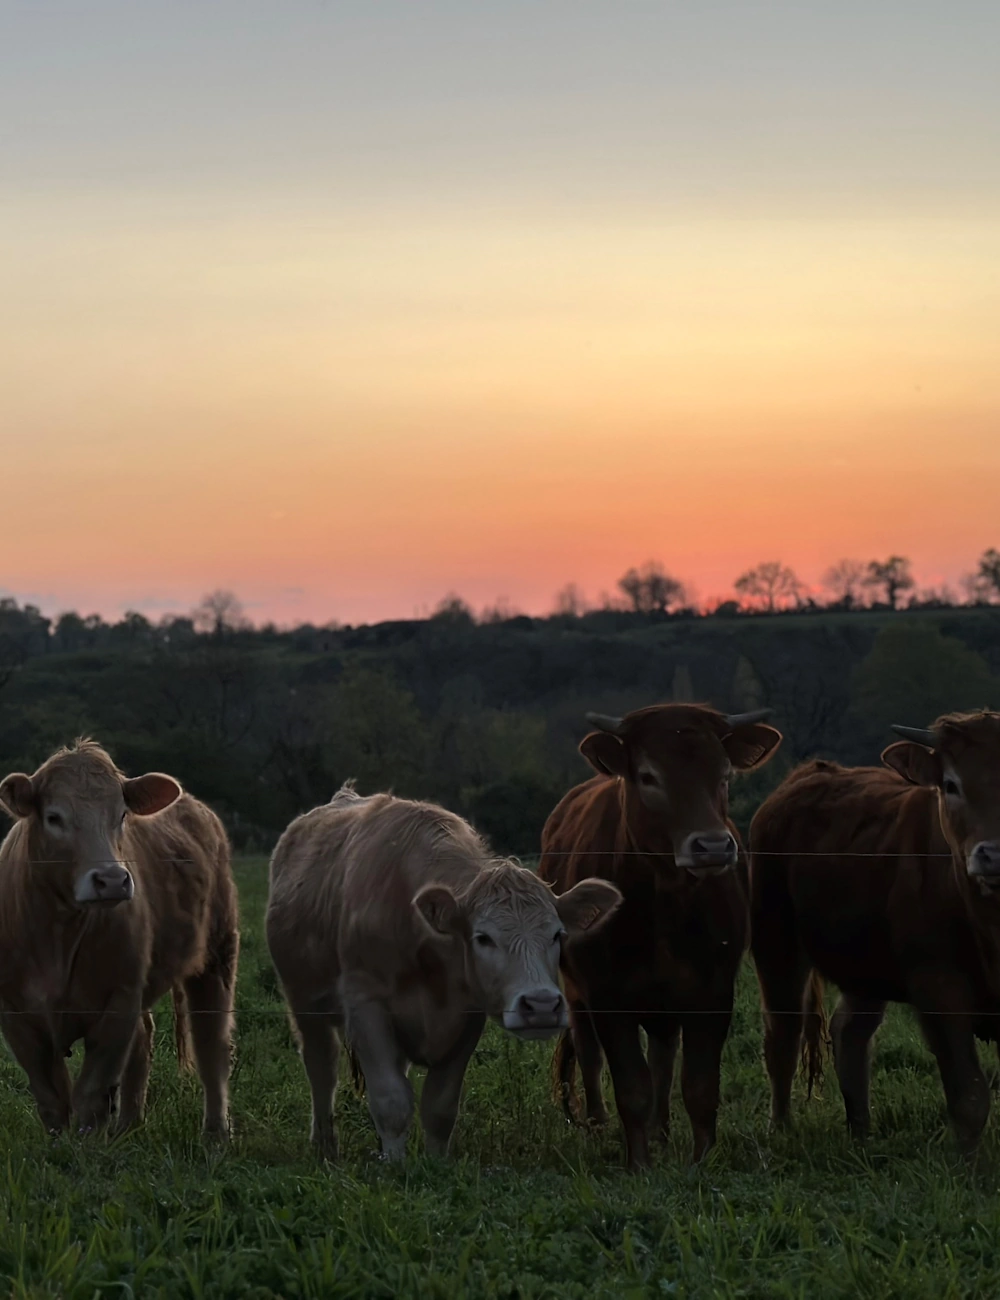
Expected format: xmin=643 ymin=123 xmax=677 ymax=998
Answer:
xmin=584 ymin=712 xmax=627 ymax=735
xmin=890 ymin=724 xmax=937 ymax=748
xmin=723 ymin=708 xmax=773 ymax=728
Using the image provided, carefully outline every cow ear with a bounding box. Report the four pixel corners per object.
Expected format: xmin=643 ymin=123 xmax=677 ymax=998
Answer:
xmin=579 ymin=732 xmax=629 ymax=777
xmin=723 ymin=724 xmax=783 ymax=771
xmin=881 ymin=741 xmax=939 ymax=787
xmin=412 ymin=884 xmax=462 ymax=938
xmin=556 ymin=878 xmax=622 ymax=941
xmin=123 ymin=773 xmax=182 ymax=816
xmin=0 ymin=773 xmax=35 ymax=819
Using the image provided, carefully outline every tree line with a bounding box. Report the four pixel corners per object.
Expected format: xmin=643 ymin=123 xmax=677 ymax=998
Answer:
xmin=1 ymin=581 xmax=997 ymax=860
xmin=602 ymin=548 xmax=1000 ymax=617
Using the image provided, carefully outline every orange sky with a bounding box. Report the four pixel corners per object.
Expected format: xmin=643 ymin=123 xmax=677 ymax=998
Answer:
xmin=3 ymin=6 xmax=999 ymax=625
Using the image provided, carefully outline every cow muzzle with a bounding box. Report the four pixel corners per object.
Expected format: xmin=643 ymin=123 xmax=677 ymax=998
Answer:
xmin=675 ymin=831 xmax=739 ymax=876
xmin=968 ymin=842 xmax=1000 ymax=893
xmin=502 ymin=988 xmax=567 ymax=1040
xmin=74 ymin=864 xmax=135 ymax=906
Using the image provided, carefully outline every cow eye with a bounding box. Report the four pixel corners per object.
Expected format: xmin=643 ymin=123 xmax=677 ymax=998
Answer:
xmin=45 ymin=811 xmax=64 ymax=829
xmin=474 ymin=933 xmax=495 ymax=948
xmin=552 ymin=928 xmax=565 ymax=944
xmin=638 ymin=772 xmax=658 ymax=787
xmin=943 ymin=778 xmax=961 ymax=797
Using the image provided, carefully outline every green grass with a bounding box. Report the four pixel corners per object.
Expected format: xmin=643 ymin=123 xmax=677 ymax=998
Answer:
xmin=5 ymin=859 xmax=1000 ymax=1298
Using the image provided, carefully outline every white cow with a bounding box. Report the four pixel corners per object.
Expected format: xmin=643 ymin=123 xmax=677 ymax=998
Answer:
xmin=265 ymin=785 xmax=620 ymax=1160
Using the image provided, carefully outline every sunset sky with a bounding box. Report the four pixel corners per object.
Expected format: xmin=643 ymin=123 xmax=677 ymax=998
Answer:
xmin=2 ymin=2 xmax=998 ymax=625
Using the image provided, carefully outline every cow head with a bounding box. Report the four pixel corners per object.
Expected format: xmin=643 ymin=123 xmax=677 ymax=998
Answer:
xmin=579 ymin=704 xmax=783 ymax=876
xmin=883 ymin=711 xmax=1000 ymax=897
xmin=412 ymin=863 xmax=621 ymax=1039
xmin=0 ymin=739 xmax=181 ymax=907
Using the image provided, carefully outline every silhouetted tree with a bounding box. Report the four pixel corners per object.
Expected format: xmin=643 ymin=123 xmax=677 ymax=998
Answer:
xmin=553 ymin=582 xmax=587 ymax=617
xmin=431 ymin=594 xmax=475 ymax=625
xmin=863 ymin=556 xmax=914 ymax=610
xmin=108 ymin=610 xmax=154 ymax=646
xmin=968 ymin=548 xmax=1000 ymax=604
xmin=192 ymin=590 xmax=249 ymax=638
xmin=480 ymin=597 xmax=522 ymax=624
xmin=734 ymin=562 xmax=801 ymax=613
xmin=617 ymin=562 xmax=687 ymax=614
xmin=822 ymin=559 xmax=867 ymax=609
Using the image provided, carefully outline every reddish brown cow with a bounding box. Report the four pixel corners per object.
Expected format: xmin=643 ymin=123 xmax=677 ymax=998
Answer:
xmin=751 ymin=710 xmax=1000 ymax=1151
xmin=0 ymin=740 xmax=238 ymax=1138
xmin=539 ymin=703 xmax=782 ymax=1168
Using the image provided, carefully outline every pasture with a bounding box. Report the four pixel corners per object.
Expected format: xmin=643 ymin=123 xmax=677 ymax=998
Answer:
xmin=3 ymin=857 xmax=1000 ymax=1299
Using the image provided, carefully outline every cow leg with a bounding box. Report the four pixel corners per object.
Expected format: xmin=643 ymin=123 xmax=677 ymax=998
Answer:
xmin=183 ymin=966 xmax=236 ymax=1139
xmin=830 ymin=995 xmax=885 ymax=1138
xmin=419 ymin=1013 xmax=485 ymax=1157
xmin=918 ymin=1011 xmax=990 ymax=1154
xmin=347 ymin=1000 xmax=414 ymax=1161
xmin=0 ymin=1013 xmax=72 ymax=1135
xmin=73 ymin=1005 xmax=140 ymax=1133
xmin=756 ymin=954 xmax=812 ymax=1128
xmin=593 ymin=1013 xmax=653 ymax=1170
xmin=572 ymin=1003 xmax=609 ymax=1125
xmin=115 ymin=1011 xmax=155 ymax=1134
xmin=680 ymin=1013 xmax=729 ymax=1163
xmin=646 ymin=1019 xmax=681 ymax=1142
xmin=291 ymin=1001 xmax=342 ymax=1160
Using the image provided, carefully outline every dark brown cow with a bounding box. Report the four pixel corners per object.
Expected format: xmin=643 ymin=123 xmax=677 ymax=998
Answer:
xmin=539 ymin=703 xmax=782 ymax=1168
xmin=0 ymin=740 xmax=238 ymax=1138
xmin=751 ymin=710 xmax=1000 ymax=1151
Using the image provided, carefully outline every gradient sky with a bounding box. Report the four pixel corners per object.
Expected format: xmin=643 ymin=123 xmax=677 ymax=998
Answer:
xmin=2 ymin=1 xmax=998 ymax=624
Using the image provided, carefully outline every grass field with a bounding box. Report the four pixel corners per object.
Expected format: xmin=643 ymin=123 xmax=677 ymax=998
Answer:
xmin=4 ymin=857 xmax=1000 ymax=1298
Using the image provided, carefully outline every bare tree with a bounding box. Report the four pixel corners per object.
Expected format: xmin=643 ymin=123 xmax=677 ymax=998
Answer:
xmin=553 ymin=582 xmax=587 ymax=617
xmin=480 ymin=597 xmax=522 ymax=624
xmin=192 ymin=590 xmax=249 ymax=638
xmin=617 ymin=562 xmax=687 ymax=614
xmin=863 ymin=556 xmax=915 ymax=610
xmin=966 ymin=547 xmax=1000 ymax=604
xmin=822 ymin=559 xmax=867 ymax=609
xmin=733 ymin=561 xmax=801 ymax=613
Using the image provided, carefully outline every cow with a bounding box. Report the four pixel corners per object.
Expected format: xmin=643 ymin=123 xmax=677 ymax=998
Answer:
xmin=0 ymin=739 xmax=238 ymax=1139
xmin=750 ymin=709 xmax=1000 ymax=1152
xmin=265 ymin=784 xmax=621 ymax=1161
xmin=538 ymin=703 xmax=782 ymax=1169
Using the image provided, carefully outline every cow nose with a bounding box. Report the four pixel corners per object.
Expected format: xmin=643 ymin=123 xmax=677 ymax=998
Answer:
xmin=971 ymin=842 xmax=1000 ymax=878
xmin=76 ymin=865 xmax=135 ymax=904
xmin=689 ymin=832 xmax=739 ymax=866
xmin=517 ymin=989 xmax=564 ymax=1019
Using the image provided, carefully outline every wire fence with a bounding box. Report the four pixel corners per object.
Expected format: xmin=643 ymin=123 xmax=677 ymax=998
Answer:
xmin=3 ymin=847 xmax=995 ymax=1018
xmin=16 ymin=850 xmax=964 ymax=862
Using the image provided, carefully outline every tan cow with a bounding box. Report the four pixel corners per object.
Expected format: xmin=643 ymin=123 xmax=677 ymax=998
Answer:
xmin=0 ymin=739 xmax=238 ymax=1138
xmin=266 ymin=784 xmax=621 ymax=1160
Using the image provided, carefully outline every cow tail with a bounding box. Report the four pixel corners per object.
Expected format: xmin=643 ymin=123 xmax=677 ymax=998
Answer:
xmin=552 ymin=1029 xmax=579 ymax=1124
xmin=172 ymin=985 xmax=194 ymax=1073
xmin=801 ymin=969 xmax=828 ymax=1098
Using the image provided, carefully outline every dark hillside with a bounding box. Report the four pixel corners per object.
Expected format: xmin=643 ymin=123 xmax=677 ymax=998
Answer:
xmin=1 ymin=603 xmax=997 ymax=852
